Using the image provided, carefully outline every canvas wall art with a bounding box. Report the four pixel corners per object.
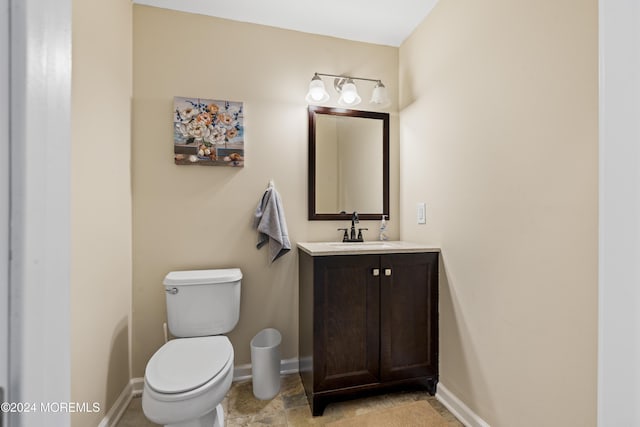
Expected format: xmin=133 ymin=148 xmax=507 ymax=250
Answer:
xmin=173 ymin=97 xmax=244 ymax=167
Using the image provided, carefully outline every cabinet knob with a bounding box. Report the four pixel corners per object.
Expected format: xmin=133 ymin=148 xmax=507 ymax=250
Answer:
xmin=372 ymin=268 xmax=380 ymax=277
xmin=384 ymin=268 xmax=392 ymax=276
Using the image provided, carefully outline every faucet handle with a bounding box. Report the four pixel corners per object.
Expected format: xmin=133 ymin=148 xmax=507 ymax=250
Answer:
xmin=337 ymin=228 xmax=349 ymax=242
xmin=357 ymin=228 xmax=368 ymax=241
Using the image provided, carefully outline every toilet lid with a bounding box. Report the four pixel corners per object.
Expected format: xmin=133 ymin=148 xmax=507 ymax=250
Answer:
xmin=145 ymin=336 xmax=233 ymax=394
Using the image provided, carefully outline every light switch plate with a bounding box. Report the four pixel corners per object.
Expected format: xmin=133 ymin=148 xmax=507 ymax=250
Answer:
xmin=417 ymin=202 xmax=426 ymax=224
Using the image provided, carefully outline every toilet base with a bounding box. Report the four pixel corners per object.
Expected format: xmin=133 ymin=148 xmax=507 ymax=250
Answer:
xmin=165 ymin=403 xmax=224 ymax=427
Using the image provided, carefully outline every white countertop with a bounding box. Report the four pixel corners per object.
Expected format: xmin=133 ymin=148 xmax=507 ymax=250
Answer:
xmin=297 ymin=241 xmax=441 ymax=256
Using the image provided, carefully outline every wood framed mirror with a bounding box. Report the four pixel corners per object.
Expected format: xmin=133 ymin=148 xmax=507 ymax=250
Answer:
xmin=308 ymin=106 xmax=389 ymax=221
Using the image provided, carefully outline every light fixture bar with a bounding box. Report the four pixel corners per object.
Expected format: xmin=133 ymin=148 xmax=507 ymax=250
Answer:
xmin=314 ymin=72 xmax=381 ymax=84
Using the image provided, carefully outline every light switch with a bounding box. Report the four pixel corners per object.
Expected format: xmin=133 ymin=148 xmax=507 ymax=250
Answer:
xmin=417 ymin=202 xmax=426 ymax=224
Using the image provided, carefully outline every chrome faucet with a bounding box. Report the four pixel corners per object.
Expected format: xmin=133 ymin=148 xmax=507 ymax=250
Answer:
xmin=337 ymin=211 xmax=367 ymax=242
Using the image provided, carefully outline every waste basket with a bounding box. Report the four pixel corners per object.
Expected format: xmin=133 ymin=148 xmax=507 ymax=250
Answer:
xmin=250 ymin=328 xmax=282 ymax=400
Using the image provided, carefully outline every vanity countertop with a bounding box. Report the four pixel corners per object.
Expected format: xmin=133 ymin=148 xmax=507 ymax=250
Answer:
xmin=297 ymin=241 xmax=441 ymax=256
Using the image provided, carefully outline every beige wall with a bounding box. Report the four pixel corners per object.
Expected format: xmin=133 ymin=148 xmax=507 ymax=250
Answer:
xmin=71 ymin=0 xmax=132 ymax=425
xmin=132 ymin=5 xmax=399 ymax=376
xmin=399 ymin=1 xmax=598 ymax=426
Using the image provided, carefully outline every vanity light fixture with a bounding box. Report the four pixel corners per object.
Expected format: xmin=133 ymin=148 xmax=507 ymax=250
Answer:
xmin=306 ymin=72 xmax=390 ymax=108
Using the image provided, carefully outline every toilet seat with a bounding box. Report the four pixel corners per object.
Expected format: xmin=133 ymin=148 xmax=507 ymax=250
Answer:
xmin=145 ymin=336 xmax=233 ymax=394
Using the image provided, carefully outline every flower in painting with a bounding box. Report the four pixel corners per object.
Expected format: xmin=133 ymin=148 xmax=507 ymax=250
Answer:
xmin=186 ymin=120 xmax=210 ymax=141
xmin=206 ymin=125 xmax=227 ymax=145
xmin=226 ymin=127 xmax=238 ymax=140
xmin=176 ymin=122 xmax=188 ymax=137
xmin=207 ymin=104 xmax=219 ymax=114
xmin=217 ymin=112 xmax=235 ymax=127
xmin=197 ymin=112 xmax=213 ymax=126
xmin=177 ymin=107 xmax=199 ymax=123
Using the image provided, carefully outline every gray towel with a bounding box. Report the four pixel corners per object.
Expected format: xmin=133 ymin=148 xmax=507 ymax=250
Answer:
xmin=253 ymin=186 xmax=291 ymax=262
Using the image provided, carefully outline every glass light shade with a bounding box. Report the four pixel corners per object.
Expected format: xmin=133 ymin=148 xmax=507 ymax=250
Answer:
xmin=338 ymin=81 xmax=361 ymax=106
xmin=305 ymin=77 xmax=330 ymax=104
xmin=370 ymin=81 xmax=390 ymax=107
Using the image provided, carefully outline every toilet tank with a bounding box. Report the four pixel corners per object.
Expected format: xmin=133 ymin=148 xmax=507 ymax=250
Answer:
xmin=163 ymin=268 xmax=242 ymax=338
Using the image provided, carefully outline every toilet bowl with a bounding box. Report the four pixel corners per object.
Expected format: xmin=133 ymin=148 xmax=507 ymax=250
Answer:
xmin=142 ymin=336 xmax=234 ymax=427
xmin=142 ymin=268 xmax=242 ymax=427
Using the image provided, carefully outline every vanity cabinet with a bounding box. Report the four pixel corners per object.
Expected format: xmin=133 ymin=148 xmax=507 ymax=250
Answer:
xmin=298 ymin=249 xmax=438 ymax=416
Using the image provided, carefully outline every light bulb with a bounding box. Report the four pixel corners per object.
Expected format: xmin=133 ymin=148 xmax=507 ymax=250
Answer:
xmin=370 ymin=81 xmax=390 ymax=107
xmin=310 ymin=85 xmax=325 ymax=101
xmin=305 ymin=75 xmax=329 ymax=104
xmin=338 ymin=80 xmax=361 ymax=106
xmin=342 ymin=86 xmax=356 ymax=103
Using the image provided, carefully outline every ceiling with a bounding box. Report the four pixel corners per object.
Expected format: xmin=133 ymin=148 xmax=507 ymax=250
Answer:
xmin=132 ymin=0 xmax=439 ymax=47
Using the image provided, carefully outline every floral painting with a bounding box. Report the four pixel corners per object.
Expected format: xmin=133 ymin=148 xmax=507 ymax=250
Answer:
xmin=173 ymin=97 xmax=244 ymax=167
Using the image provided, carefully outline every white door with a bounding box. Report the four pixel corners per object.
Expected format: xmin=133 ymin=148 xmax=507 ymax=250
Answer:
xmin=0 ymin=0 xmax=9 ymax=424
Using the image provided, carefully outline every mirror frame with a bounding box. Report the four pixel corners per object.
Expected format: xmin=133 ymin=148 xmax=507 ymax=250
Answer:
xmin=308 ymin=105 xmax=389 ymax=221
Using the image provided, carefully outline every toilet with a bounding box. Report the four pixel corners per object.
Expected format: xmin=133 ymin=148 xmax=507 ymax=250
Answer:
xmin=142 ymin=268 xmax=242 ymax=427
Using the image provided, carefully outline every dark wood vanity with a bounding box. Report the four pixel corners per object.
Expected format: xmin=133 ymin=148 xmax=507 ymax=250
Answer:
xmin=298 ymin=242 xmax=439 ymax=416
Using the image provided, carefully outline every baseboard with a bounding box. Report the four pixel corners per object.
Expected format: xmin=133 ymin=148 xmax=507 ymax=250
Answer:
xmin=436 ymin=383 xmax=491 ymax=427
xmin=130 ymin=377 xmax=144 ymax=397
xmin=233 ymin=357 xmax=299 ymax=381
xmin=97 ymin=380 xmax=134 ymax=427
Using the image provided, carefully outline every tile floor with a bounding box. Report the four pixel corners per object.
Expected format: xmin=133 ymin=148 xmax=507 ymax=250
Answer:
xmin=117 ymin=374 xmax=463 ymax=427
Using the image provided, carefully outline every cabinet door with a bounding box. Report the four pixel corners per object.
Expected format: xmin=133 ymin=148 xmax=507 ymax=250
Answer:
xmin=380 ymin=253 xmax=438 ymax=381
xmin=314 ymin=255 xmax=380 ymax=391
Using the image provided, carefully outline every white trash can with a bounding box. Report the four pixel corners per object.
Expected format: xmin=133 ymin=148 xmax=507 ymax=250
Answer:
xmin=250 ymin=328 xmax=282 ymax=400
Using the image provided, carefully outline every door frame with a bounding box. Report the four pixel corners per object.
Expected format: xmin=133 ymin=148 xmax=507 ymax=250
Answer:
xmin=1 ymin=0 xmax=9 ymax=424
xmin=597 ymin=0 xmax=640 ymax=425
xmin=8 ymin=0 xmax=71 ymax=425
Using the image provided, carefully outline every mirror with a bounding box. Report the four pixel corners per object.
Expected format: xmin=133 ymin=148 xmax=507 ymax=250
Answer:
xmin=308 ymin=106 xmax=389 ymax=221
